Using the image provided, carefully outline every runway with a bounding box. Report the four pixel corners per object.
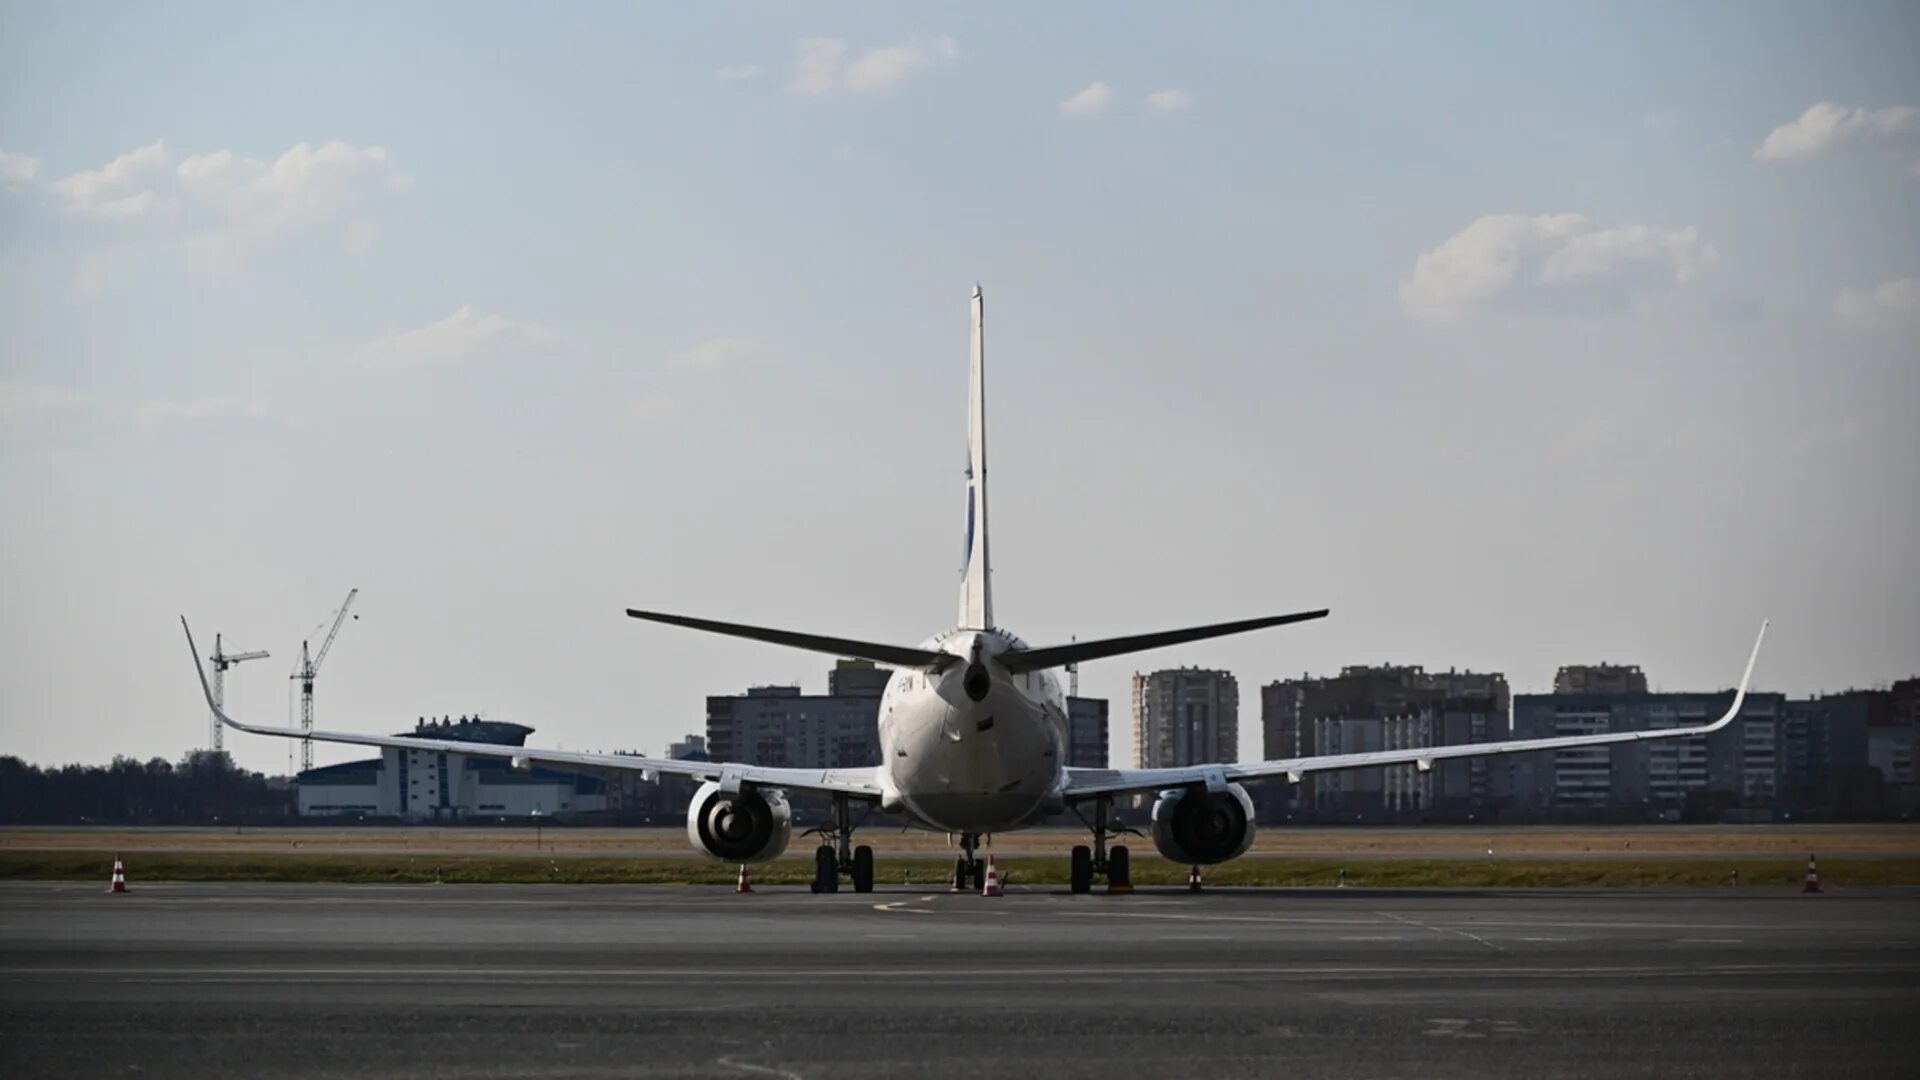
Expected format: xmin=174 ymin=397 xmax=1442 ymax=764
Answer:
xmin=3 ymin=882 xmax=1914 ymax=1078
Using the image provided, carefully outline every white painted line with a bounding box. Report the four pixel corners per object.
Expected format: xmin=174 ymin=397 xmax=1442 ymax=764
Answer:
xmin=1376 ymin=910 xmax=1504 ymax=952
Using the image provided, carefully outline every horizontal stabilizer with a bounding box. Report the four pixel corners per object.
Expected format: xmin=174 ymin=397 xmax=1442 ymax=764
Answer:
xmin=625 ymin=609 xmax=957 ymax=670
xmin=1001 ymin=609 xmax=1330 ymax=674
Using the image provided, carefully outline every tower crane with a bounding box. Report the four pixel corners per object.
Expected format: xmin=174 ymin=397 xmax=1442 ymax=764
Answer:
xmin=291 ymin=588 xmax=358 ymax=773
xmin=207 ymin=634 xmax=269 ymax=754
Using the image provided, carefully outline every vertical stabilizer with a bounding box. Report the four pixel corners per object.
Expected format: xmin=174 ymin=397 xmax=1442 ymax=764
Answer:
xmin=959 ymin=285 xmax=993 ymax=629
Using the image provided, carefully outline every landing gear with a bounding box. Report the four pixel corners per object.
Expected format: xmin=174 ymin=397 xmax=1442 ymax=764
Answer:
xmin=952 ymin=833 xmax=983 ymax=891
xmin=1070 ymin=845 xmax=1093 ymax=894
xmin=811 ymin=844 xmax=839 ymax=893
xmin=1070 ymin=795 xmax=1139 ymax=894
xmin=806 ymin=793 xmax=876 ymax=894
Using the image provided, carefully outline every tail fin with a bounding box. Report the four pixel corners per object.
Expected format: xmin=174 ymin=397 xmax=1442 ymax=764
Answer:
xmin=959 ymin=285 xmax=993 ymax=629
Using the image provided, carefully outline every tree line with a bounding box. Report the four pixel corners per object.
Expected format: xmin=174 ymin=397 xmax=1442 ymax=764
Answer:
xmin=0 ymin=752 xmax=297 ymax=824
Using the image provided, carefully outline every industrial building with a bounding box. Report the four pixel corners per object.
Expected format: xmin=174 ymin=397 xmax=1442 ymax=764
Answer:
xmin=297 ymin=717 xmax=606 ymax=821
xmin=1132 ymin=668 xmax=1237 ymax=769
xmin=1261 ymin=664 xmax=1509 ymax=823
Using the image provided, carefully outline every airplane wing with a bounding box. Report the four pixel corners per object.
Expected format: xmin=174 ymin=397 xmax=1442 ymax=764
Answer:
xmin=1061 ymin=620 xmax=1768 ymax=801
xmin=181 ymin=618 xmax=883 ymax=799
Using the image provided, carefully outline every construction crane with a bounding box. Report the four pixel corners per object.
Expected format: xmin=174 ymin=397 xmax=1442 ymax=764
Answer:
xmin=207 ymin=634 xmax=269 ymax=754
xmin=291 ymin=588 xmax=359 ymax=773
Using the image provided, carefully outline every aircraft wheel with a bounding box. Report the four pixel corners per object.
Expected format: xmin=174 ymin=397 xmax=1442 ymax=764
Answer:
xmin=952 ymin=856 xmax=970 ymax=891
xmin=814 ymin=844 xmax=839 ymax=894
xmin=1069 ymin=845 xmax=1093 ymax=894
xmin=852 ymin=845 xmax=875 ymax=893
xmin=1108 ymin=844 xmax=1132 ymax=890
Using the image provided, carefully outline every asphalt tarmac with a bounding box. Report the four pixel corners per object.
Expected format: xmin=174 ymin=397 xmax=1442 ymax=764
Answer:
xmin=2 ymin=880 xmax=1914 ymax=1078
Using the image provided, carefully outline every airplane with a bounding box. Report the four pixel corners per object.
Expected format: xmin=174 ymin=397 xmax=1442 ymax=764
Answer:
xmin=183 ymin=285 xmax=1769 ymax=896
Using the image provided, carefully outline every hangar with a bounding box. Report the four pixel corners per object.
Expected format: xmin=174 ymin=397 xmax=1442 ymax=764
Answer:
xmin=296 ymin=716 xmax=607 ymax=821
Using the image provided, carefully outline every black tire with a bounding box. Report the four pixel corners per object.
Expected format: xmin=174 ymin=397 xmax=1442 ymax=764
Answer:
xmin=1108 ymin=844 xmax=1132 ymax=889
xmin=852 ymin=845 xmax=875 ymax=893
xmin=814 ymin=845 xmax=839 ymax=894
xmin=1070 ymin=845 xmax=1093 ymax=894
xmin=952 ymin=856 xmax=969 ymax=891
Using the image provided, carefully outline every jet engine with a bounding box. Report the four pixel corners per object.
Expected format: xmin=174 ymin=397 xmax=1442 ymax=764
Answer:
xmin=1150 ymin=783 xmax=1256 ymax=865
xmin=685 ymin=781 xmax=792 ymax=863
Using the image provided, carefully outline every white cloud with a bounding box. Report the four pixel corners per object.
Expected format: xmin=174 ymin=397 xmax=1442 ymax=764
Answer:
xmin=715 ymin=64 xmax=761 ymax=81
xmin=50 ymin=139 xmax=170 ymax=218
xmin=1144 ymin=88 xmax=1196 ymax=112
xmin=790 ymin=36 xmax=956 ymax=96
xmin=1833 ymin=277 xmax=1920 ymax=331
xmin=667 ymin=337 xmax=757 ymax=370
xmin=791 ymin=38 xmax=848 ymax=95
xmin=844 ymin=36 xmax=956 ymax=93
xmin=0 ymin=150 xmax=40 ymax=190
xmin=35 ymin=138 xmax=406 ymax=288
xmin=130 ymin=397 xmax=268 ymax=433
xmin=1060 ymin=82 xmax=1113 ymax=117
xmin=1756 ymin=102 xmax=1917 ymax=161
xmin=624 ymin=393 xmax=681 ymax=426
xmin=358 ymin=305 xmax=554 ymax=368
xmin=1400 ymin=213 xmax=1718 ymax=325
xmin=176 ymin=140 xmax=401 ymax=239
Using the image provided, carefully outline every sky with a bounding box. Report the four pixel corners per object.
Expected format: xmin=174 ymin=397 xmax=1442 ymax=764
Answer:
xmin=2 ymin=2 xmax=1916 ymax=774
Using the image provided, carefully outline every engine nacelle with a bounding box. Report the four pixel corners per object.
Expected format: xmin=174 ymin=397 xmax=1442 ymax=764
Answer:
xmin=1151 ymin=783 xmax=1256 ymax=865
xmin=685 ymin=781 xmax=792 ymax=864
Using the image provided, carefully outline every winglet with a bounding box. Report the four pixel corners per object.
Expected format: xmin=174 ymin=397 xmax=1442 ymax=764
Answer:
xmin=181 ymin=617 xmax=219 ymax=717
xmin=1705 ymin=619 xmax=1769 ymax=732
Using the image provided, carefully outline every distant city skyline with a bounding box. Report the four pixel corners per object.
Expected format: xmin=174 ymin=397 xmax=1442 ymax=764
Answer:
xmin=3 ymin=4 xmax=1916 ymax=773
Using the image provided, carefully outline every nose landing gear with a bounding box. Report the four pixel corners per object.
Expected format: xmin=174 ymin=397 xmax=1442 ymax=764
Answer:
xmin=1069 ymin=794 xmax=1137 ymax=894
xmin=951 ymin=832 xmax=984 ymax=891
xmin=807 ymin=793 xmax=876 ymax=894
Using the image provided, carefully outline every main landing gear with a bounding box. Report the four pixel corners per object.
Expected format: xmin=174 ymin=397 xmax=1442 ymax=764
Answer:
xmin=808 ymin=793 xmax=875 ymax=894
xmin=1069 ymin=794 xmax=1136 ymax=895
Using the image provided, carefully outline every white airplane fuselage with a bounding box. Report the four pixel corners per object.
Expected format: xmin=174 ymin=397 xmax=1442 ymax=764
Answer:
xmin=875 ymin=629 xmax=1068 ymax=833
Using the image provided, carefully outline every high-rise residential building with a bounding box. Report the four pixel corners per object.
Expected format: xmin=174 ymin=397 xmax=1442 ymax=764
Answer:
xmin=1261 ymin=665 xmax=1508 ymax=823
xmin=1553 ymin=663 xmax=1650 ymax=695
xmin=1508 ymin=690 xmax=1785 ymax=819
xmin=1066 ymin=696 xmax=1109 ymax=769
xmin=827 ymin=658 xmax=891 ymax=697
xmin=1132 ymin=668 xmax=1237 ymax=769
xmin=706 ymin=663 xmax=884 ymax=770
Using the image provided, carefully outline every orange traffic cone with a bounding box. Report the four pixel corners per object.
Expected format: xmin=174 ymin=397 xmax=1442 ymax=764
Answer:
xmin=1188 ymin=865 xmax=1204 ymax=892
xmin=107 ymin=857 xmax=127 ymax=894
xmin=735 ymin=865 xmax=753 ymax=893
xmin=980 ymin=855 xmax=1002 ymax=897
xmin=1802 ymin=853 xmax=1821 ymax=894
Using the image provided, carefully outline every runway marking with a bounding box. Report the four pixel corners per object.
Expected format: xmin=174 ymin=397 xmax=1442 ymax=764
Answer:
xmin=22 ymin=961 xmax=1914 ymax=984
xmin=717 ymin=1056 xmax=805 ymax=1080
xmin=872 ymin=900 xmax=939 ymax=914
xmin=1376 ymin=910 xmax=1504 ymax=952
